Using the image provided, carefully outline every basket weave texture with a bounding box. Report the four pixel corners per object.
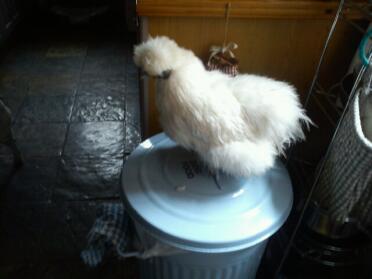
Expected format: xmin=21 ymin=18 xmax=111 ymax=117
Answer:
xmin=316 ymin=91 xmax=372 ymax=227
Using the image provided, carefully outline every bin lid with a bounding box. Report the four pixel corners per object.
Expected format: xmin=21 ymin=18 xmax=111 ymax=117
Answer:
xmin=121 ymin=133 xmax=293 ymax=253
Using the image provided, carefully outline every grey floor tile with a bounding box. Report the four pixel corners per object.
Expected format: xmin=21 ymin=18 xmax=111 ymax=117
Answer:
xmin=0 ymin=24 xmax=140 ymax=278
xmin=17 ymin=95 xmax=74 ymax=123
xmin=0 ymin=264 xmax=48 ymax=279
xmin=125 ymin=91 xmax=141 ymax=153
xmin=0 ymin=44 xmax=46 ymax=76
xmin=125 ymin=122 xmax=141 ymax=154
xmin=0 ymin=146 xmax=14 ymax=187
xmin=78 ymin=78 xmax=126 ymax=96
xmin=127 ymin=59 xmax=138 ymax=75
xmin=0 ymin=77 xmax=29 ymax=118
xmin=126 ymin=91 xmax=140 ymax=121
xmin=36 ymin=56 xmax=84 ymax=78
xmin=126 ymin=108 xmax=140 ymax=131
xmin=32 ymin=259 xmax=139 ymax=279
xmin=28 ymin=77 xmax=78 ymax=96
xmin=0 ymin=203 xmax=47 ymax=264
xmin=126 ymin=73 xmax=139 ymax=91
xmin=3 ymin=157 xmax=58 ymax=203
xmin=0 ymin=144 xmax=12 ymax=158
xmin=0 ymin=60 xmax=36 ymax=77
xmin=46 ymin=43 xmax=87 ymax=58
xmin=40 ymin=201 xmax=98 ymax=261
xmin=64 ymin=122 xmax=125 ymax=157
xmin=94 ymin=259 xmax=139 ymax=279
xmin=82 ymin=55 xmax=126 ymax=78
xmin=0 ymin=97 xmax=25 ymax=121
xmin=86 ymin=40 xmax=129 ymax=58
xmin=0 ymin=77 xmax=29 ymax=99
xmin=71 ymin=94 xmax=125 ymax=122
xmin=54 ymin=156 xmax=123 ymax=200
xmin=0 ymin=144 xmax=16 ymax=189
xmin=39 ymin=262 xmax=100 ymax=279
xmin=13 ymin=123 xmax=68 ymax=157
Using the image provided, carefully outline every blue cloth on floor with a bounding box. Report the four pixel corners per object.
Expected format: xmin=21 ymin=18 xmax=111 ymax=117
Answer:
xmin=81 ymin=203 xmax=130 ymax=267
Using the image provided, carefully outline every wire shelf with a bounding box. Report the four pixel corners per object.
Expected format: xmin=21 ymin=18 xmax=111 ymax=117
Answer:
xmin=273 ymin=1 xmax=372 ymax=278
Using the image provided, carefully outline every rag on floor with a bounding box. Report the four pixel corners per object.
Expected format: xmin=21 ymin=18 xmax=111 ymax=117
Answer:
xmin=81 ymin=203 xmax=184 ymax=267
xmin=81 ymin=203 xmax=130 ymax=267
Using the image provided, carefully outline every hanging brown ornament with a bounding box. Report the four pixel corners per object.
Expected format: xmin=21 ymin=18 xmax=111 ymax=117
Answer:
xmin=206 ymin=2 xmax=239 ymax=76
xmin=207 ymin=42 xmax=239 ymax=76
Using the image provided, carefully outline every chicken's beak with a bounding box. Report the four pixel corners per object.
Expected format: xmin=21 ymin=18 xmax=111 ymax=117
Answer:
xmin=141 ymin=70 xmax=172 ymax=80
xmin=156 ymin=70 xmax=172 ymax=79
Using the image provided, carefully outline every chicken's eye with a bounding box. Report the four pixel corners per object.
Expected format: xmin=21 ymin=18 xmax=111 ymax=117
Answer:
xmin=144 ymin=57 xmax=151 ymax=65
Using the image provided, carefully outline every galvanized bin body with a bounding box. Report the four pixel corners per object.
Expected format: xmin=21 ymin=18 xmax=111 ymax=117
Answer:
xmin=122 ymin=133 xmax=293 ymax=279
xmin=138 ymin=240 xmax=268 ymax=279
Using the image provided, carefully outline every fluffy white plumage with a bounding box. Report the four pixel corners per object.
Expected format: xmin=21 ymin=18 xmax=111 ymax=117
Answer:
xmin=134 ymin=36 xmax=311 ymax=177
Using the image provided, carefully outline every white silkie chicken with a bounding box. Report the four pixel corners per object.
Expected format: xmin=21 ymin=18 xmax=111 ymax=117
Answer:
xmin=134 ymin=36 xmax=311 ymax=177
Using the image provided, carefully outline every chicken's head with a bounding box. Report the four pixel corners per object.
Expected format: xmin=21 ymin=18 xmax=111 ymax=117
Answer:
xmin=134 ymin=36 xmax=185 ymax=79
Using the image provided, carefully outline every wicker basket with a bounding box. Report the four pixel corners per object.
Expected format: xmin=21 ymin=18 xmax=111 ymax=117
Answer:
xmin=315 ymin=89 xmax=372 ymax=229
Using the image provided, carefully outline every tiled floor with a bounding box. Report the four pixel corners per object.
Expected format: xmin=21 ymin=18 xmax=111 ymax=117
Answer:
xmin=0 ymin=18 xmax=140 ymax=278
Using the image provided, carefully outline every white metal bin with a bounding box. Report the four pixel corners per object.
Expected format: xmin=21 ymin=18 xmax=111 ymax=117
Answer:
xmin=121 ymin=133 xmax=293 ymax=279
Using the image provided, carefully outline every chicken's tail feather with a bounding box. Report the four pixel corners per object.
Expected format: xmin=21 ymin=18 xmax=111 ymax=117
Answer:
xmin=274 ymin=108 xmax=314 ymax=155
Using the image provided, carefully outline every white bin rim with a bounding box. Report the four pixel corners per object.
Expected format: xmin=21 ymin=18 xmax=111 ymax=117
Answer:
xmin=121 ymin=133 xmax=293 ymax=253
